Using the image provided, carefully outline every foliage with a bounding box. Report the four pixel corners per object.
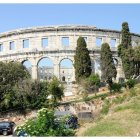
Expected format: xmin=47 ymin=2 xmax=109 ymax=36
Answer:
xmin=121 ymin=48 xmax=135 ymax=79
xmin=121 ymin=22 xmax=132 ymax=49
xmin=126 ymin=79 xmax=136 ymax=89
xmin=0 ymin=62 xmax=30 ymax=111
xmin=47 ymin=76 xmax=64 ymax=107
xmin=100 ymin=43 xmax=117 ymax=91
xmin=88 ymin=74 xmax=100 ymax=87
xmin=111 ymin=83 xmax=122 ymax=93
xmin=0 ymin=63 xmax=64 ymax=112
xmin=118 ymin=22 xmax=134 ymax=79
xmin=133 ymin=46 xmax=140 ymax=77
xmin=117 ymin=44 xmax=124 ymax=57
xmin=74 ymin=37 xmax=92 ymax=82
xmin=30 ymin=80 xmax=49 ymax=109
xmin=16 ymin=108 xmax=75 ymax=136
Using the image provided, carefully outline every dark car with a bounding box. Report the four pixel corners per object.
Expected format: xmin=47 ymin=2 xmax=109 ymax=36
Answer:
xmin=65 ymin=115 xmax=79 ymax=129
xmin=54 ymin=111 xmax=79 ymax=129
xmin=0 ymin=121 xmax=16 ymax=136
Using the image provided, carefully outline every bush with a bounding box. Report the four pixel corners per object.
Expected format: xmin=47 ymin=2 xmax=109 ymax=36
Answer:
xmin=88 ymin=74 xmax=100 ymax=86
xmin=111 ymin=83 xmax=122 ymax=93
xmin=16 ymin=108 xmax=75 ymax=136
xmin=126 ymin=79 xmax=136 ymax=89
xmin=82 ymin=74 xmax=101 ymax=93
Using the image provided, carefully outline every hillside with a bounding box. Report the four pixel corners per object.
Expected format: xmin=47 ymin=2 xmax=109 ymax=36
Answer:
xmin=77 ymin=84 xmax=140 ymax=136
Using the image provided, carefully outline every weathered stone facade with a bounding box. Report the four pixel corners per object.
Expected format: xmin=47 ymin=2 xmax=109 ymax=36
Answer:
xmin=0 ymin=25 xmax=140 ymax=81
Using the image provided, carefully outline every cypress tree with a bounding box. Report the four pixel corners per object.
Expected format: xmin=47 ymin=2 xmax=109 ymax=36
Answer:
xmin=100 ymin=43 xmax=117 ymax=90
xmin=121 ymin=22 xmax=132 ymax=49
xmin=118 ymin=22 xmax=134 ymax=79
xmin=134 ymin=46 xmax=140 ymax=77
xmin=74 ymin=37 xmax=92 ymax=82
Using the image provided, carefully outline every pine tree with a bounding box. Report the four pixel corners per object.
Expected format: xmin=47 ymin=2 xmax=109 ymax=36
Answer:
xmin=100 ymin=43 xmax=117 ymax=90
xmin=74 ymin=37 xmax=92 ymax=82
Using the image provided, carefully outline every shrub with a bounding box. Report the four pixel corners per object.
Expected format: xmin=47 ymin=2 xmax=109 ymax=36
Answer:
xmin=80 ymin=74 xmax=101 ymax=93
xmin=126 ymin=79 xmax=136 ymax=89
xmin=16 ymin=108 xmax=75 ymax=136
xmin=111 ymin=83 xmax=122 ymax=93
xmin=88 ymin=74 xmax=100 ymax=87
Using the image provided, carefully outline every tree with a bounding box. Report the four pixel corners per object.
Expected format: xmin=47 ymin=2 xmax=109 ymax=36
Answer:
xmin=47 ymin=76 xmax=64 ymax=107
xmin=121 ymin=22 xmax=131 ymax=49
xmin=121 ymin=48 xmax=135 ymax=79
xmin=74 ymin=37 xmax=92 ymax=82
xmin=134 ymin=46 xmax=140 ymax=77
xmin=100 ymin=43 xmax=117 ymax=91
xmin=118 ymin=22 xmax=134 ymax=79
xmin=0 ymin=62 xmax=30 ymax=111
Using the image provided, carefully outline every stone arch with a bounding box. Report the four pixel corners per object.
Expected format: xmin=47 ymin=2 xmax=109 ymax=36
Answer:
xmin=37 ymin=57 xmax=54 ymax=80
xmin=94 ymin=58 xmax=101 ymax=77
xmin=22 ymin=59 xmax=32 ymax=75
xmin=113 ymin=57 xmax=119 ymax=67
xmin=59 ymin=58 xmax=73 ymax=82
xmin=132 ymin=41 xmax=137 ymax=47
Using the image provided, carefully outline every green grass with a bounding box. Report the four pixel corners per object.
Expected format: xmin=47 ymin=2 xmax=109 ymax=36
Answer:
xmin=114 ymin=99 xmax=140 ymax=113
xmin=83 ymin=121 xmax=127 ymax=136
xmin=80 ymin=86 xmax=140 ymax=136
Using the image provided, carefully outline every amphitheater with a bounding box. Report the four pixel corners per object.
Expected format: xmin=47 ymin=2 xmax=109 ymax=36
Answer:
xmin=0 ymin=25 xmax=140 ymax=84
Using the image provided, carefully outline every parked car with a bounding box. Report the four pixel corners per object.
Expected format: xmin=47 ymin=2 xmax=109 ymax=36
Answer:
xmin=13 ymin=129 xmax=29 ymax=137
xmin=0 ymin=121 xmax=16 ymax=136
xmin=54 ymin=111 xmax=79 ymax=129
xmin=64 ymin=115 xmax=79 ymax=129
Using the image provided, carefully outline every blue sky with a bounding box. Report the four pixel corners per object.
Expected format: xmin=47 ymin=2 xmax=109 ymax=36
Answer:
xmin=0 ymin=4 xmax=140 ymax=34
xmin=1 ymin=4 xmax=140 ymax=68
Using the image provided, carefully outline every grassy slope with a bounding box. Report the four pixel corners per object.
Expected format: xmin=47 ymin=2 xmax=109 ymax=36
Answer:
xmin=80 ymin=85 xmax=140 ymax=136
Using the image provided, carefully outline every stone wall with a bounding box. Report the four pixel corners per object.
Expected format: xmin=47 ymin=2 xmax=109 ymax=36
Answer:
xmin=0 ymin=25 xmax=140 ymax=81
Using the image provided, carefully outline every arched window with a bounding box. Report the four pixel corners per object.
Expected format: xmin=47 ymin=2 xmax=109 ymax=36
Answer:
xmin=60 ymin=58 xmax=73 ymax=82
xmin=37 ymin=57 xmax=54 ymax=81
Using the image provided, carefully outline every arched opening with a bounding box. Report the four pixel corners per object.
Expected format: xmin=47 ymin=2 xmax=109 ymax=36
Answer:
xmin=37 ymin=57 xmax=54 ymax=81
xmin=22 ymin=60 xmax=32 ymax=75
xmin=59 ymin=58 xmax=73 ymax=83
xmin=113 ymin=58 xmax=118 ymax=67
xmin=94 ymin=59 xmax=101 ymax=77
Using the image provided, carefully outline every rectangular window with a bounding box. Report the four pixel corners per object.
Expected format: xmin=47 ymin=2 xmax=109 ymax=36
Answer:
xmin=23 ymin=39 xmax=29 ymax=48
xmin=111 ymin=39 xmax=116 ymax=48
xmin=62 ymin=37 xmax=69 ymax=47
xmin=0 ymin=44 xmax=3 ymax=52
xmin=96 ymin=38 xmax=102 ymax=47
xmin=42 ymin=38 xmax=48 ymax=48
xmin=10 ymin=41 xmax=15 ymax=50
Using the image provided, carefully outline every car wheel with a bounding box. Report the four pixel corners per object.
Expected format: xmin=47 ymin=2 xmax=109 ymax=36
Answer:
xmin=2 ymin=130 xmax=8 ymax=136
